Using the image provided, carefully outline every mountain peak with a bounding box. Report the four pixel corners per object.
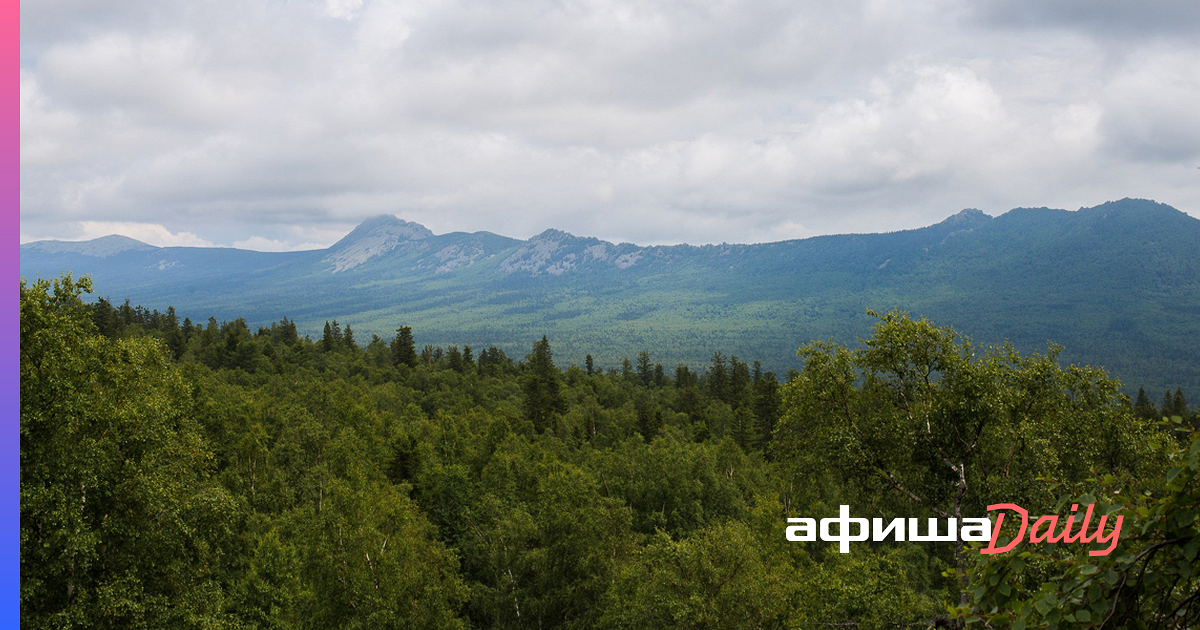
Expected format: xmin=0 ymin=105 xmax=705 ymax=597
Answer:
xmin=21 ymin=234 xmax=158 ymax=257
xmin=323 ymin=215 xmax=434 ymax=272
xmin=937 ymin=208 xmax=992 ymax=229
xmin=340 ymin=215 xmax=433 ymax=241
xmin=530 ymin=228 xmax=578 ymax=242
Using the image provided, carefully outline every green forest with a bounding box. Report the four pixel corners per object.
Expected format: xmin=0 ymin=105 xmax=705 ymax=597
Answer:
xmin=21 ymin=274 xmax=1200 ymax=629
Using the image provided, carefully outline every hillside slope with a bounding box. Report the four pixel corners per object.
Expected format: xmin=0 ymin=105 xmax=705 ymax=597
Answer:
xmin=21 ymin=198 xmax=1200 ymax=393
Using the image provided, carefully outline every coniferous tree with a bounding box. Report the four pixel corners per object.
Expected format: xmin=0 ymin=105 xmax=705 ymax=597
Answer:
xmin=271 ymin=317 xmax=299 ymax=346
xmin=676 ymin=365 xmax=697 ymax=389
xmin=636 ymin=351 xmax=653 ymax=387
xmin=391 ymin=326 xmax=418 ymax=367
xmin=446 ymin=346 xmax=464 ymax=373
xmin=729 ymin=355 xmax=750 ymax=407
xmin=730 ymin=405 xmax=759 ymax=450
xmin=585 ymin=354 xmax=595 ymax=376
xmin=753 ymin=371 xmax=782 ymax=447
xmin=119 ymin=298 xmax=134 ymax=326
xmin=91 ymin=297 xmax=118 ymax=337
xmin=462 ymin=345 xmax=474 ymax=370
xmin=321 ymin=321 xmax=335 ymax=352
xmin=635 ymin=391 xmax=661 ymax=442
xmin=707 ymin=352 xmax=728 ymax=404
xmin=1134 ymin=387 xmax=1157 ymax=419
xmin=523 ymin=336 xmax=564 ymax=433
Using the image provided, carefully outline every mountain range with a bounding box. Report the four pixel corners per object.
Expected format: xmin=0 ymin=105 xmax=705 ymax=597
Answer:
xmin=20 ymin=198 xmax=1200 ymax=395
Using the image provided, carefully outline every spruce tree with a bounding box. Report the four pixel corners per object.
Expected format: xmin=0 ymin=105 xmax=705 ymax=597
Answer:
xmin=636 ymin=351 xmax=653 ymax=387
xmin=321 ymin=321 xmax=335 ymax=352
xmin=1134 ymin=387 xmax=1156 ymax=419
xmin=462 ymin=345 xmax=474 ymax=369
xmin=731 ymin=405 xmax=759 ymax=450
xmin=390 ymin=326 xmax=417 ymax=367
xmin=707 ymin=352 xmax=728 ymax=404
xmin=446 ymin=346 xmax=464 ymax=373
xmin=523 ymin=336 xmax=564 ymax=434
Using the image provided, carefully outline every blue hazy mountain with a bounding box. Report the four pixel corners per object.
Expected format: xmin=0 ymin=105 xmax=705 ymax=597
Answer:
xmin=20 ymin=198 xmax=1200 ymax=394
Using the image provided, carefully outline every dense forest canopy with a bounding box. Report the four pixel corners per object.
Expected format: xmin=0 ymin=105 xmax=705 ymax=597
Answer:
xmin=20 ymin=274 xmax=1200 ymax=629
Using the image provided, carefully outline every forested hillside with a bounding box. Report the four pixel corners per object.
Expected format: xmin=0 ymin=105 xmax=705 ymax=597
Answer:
xmin=20 ymin=198 xmax=1200 ymax=395
xmin=21 ymin=274 xmax=1200 ymax=628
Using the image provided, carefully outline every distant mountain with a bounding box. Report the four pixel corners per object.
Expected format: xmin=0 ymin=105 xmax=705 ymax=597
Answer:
xmin=22 ymin=234 xmax=158 ymax=257
xmin=20 ymin=198 xmax=1200 ymax=395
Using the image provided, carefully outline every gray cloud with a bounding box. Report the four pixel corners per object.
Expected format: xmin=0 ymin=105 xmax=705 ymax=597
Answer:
xmin=971 ymin=0 xmax=1200 ymax=39
xmin=19 ymin=0 xmax=1200 ymax=249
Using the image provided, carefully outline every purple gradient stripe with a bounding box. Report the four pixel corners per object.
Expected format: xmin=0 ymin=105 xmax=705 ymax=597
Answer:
xmin=4 ymin=0 xmax=20 ymax=623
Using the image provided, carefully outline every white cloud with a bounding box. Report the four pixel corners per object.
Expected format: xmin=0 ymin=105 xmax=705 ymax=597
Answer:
xmin=17 ymin=0 xmax=1200 ymax=247
xmin=325 ymin=0 xmax=365 ymax=21
xmin=232 ymin=236 xmax=330 ymax=252
xmin=75 ymin=221 xmax=215 ymax=248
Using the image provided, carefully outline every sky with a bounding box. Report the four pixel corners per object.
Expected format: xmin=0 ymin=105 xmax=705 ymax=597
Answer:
xmin=19 ymin=0 xmax=1200 ymax=250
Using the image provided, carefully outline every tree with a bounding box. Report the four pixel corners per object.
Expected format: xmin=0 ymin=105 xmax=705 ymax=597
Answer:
xmin=391 ymin=325 xmax=417 ymax=367
xmin=708 ymin=352 xmax=728 ymax=404
xmin=21 ymin=275 xmax=238 ymax=628
xmin=446 ymin=346 xmax=464 ymax=373
xmin=636 ymin=351 xmax=653 ymax=387
xmin=730 ymin=405 xmax=759 ymax=450
xmin=1135 ymin=387 xmax=1157 ymax=419
xmin=321 ymin=320 xmax=335 ymax=352
xmin=774 ymin=310 xmax=1153 ymax=601
xmin=729 ymin=355 xmax=751 ymax=407
xmin=585 ymin=354 xmax=595 ymax=376
xmin=1172 ymin=388 xmax=1188 ymax=418
xmin=962 ymin=429 xmax=1200 ymax=628
xmin=675 ymin=365 xmax=697 ymax=389
xmin=601 ymin=522 xmax=797 ymax=630
xmin=635 ymin=392 xmax=661 ymax=442
xmin=462 ymin=345 xmax=475 ymax=370
xmin=523 ymin=336 xmax=565 ymax=434
xmin=752 ymin=371 xmax=781 ymax=448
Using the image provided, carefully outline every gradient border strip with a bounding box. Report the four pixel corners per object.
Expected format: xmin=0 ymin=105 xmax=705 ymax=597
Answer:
xmin=4 ymin=0 xmax=20 ymax=624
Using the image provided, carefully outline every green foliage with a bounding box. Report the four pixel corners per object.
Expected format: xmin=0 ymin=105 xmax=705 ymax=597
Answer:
xmin=21 ymin=274 xmax=1195 ymax=628
xmin=961 ymin=426 xmax=1200 ymax=628
xmin=523 ymin=336 xmax=565 ymax=434
xmin=775 ymin=310 xmax=1160 ymax=601
xmin=21 ymin=275 xmax=238 ymax=629
xmin=601 ymin=522 xmax=797 ymax=630
xmin=390 ymin=325 xmax=417 ymax=368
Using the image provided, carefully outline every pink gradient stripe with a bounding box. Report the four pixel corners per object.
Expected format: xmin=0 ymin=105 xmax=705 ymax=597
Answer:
xmin=4 ymin=0 xmax=20 ymax=623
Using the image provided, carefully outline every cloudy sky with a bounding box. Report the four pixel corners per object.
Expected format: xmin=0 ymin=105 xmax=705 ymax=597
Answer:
xmin=20 ymin=0 xmax=1200 ymax=250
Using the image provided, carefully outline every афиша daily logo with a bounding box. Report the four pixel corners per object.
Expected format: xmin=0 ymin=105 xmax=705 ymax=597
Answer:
xmin=786 ymin=503 xmax=1124 ymax=556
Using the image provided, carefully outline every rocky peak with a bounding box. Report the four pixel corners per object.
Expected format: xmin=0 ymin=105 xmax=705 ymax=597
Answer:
xmin=323 ymin=215 xmax=433 ymax=272
xmin=938 ymin=208 xmax=992 ymax=229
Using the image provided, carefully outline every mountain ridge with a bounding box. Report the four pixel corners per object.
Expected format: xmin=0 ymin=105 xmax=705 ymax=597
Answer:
xmin=20 ymin=198 xmax=1200 ymax=394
